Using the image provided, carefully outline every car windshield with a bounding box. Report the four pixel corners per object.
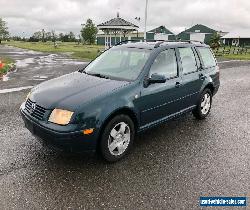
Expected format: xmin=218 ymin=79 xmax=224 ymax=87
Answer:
xmin=84 ymin=47 xmax=151 ymax=81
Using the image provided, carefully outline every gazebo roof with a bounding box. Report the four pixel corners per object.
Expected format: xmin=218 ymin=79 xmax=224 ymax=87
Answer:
xmin=97 ymin=14 xmax=139 ymax=31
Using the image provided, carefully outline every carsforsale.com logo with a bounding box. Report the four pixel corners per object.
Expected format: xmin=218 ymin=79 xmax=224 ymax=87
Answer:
xmin=200 ymin=197 xmax=247 ymax=207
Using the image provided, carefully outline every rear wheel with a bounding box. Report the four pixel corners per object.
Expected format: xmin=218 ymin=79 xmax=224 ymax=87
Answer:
xmin=193 ymin=89 xmax=212 ymax=120
xmin=100 ymin=115 xmax=135 ymax=162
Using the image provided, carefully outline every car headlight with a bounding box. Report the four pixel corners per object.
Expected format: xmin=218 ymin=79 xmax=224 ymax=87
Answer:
xmin=49 ymin=109 xmax=74 ymax=125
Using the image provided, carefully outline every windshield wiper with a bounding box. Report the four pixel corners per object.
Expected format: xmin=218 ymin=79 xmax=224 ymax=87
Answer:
xmin=87 ymin=73 xmax=110 ymax=79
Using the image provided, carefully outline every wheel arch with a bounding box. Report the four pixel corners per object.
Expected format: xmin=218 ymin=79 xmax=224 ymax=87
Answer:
xmin=204 ymin=83 xmax=215 ymax=95
xmin=96 ymin=107 xmax=139 ymax=148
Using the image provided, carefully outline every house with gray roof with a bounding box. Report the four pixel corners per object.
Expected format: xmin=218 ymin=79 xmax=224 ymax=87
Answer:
xmin=222 ymin=31 xmax=250 ymax=46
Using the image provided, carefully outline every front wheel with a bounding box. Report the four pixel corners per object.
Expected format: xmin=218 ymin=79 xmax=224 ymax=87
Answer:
xmin=100 ymin=115 xmax=135 ymax=162
xmin=193 ymin=89 xmax=212 ymax=120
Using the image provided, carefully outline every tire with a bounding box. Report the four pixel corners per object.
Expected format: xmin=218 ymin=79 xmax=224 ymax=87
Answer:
xmin=193 ymin=89 xmax=212 ymax=120
xmin=100 ymin=115 xmax=135 ymax=162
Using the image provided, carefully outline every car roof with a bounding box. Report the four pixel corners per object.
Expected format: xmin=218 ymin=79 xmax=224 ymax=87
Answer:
xmin=114 ymin=41 xmax=209 ymax=50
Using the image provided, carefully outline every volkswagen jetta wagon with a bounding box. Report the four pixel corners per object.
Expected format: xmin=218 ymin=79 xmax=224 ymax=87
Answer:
xmin=20 ymin=41 xmax=220 ymax=162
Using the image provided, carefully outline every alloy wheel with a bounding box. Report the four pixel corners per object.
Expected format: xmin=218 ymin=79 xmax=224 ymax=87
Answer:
xmin=201 ymin=93 xmax=211 ymax=115
xmin=108 ymin=122 xmax=131 ymax=156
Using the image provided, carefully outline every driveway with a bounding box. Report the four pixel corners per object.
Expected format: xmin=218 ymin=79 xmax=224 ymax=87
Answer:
xmin=0 ymin=46 xmax=249 ymax=209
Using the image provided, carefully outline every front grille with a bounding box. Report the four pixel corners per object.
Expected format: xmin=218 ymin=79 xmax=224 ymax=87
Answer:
xmin=25 ymin=99 xmax=46 ymax=120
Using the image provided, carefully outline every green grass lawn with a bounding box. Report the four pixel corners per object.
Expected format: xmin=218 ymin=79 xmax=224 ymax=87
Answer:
xmin=221 ymin=54 xmax=250 ymax=60
xmin=3 ymin=41 xmax=105 ymax=61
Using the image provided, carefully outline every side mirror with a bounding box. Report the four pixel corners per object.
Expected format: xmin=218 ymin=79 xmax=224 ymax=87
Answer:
xmin=144 ymin=73 xmax=166 ymax=87
xmin=148 ymin=73 xmax=166 ymax=84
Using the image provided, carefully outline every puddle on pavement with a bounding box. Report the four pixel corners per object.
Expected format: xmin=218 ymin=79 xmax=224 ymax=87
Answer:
xmin=15 ymin=54 xmax=86 ymax=69
xmin=30 ymin=75 xmax=48 ymax=81
xmin=1 ymin=50 xmax=87 ymax=82
xmin=34 ymin=75 xmax=48 ymax=79
xmin=16 ymin=57 xmax=35 ymax=68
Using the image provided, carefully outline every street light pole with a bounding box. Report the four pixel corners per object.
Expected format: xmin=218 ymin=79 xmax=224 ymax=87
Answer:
xmin=144 ymin=0 xmax=148 ymax=40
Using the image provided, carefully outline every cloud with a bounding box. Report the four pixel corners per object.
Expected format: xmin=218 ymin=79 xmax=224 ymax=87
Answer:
xmin=0 ymin=0 xmax=250 ymax=37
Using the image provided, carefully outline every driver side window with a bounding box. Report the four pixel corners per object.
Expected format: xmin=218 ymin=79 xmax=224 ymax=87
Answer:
xmin=150 ymin=49 xmax=178 ymax=79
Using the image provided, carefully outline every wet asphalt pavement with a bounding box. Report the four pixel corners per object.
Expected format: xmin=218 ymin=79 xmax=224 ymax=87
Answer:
xmin=0 ymin=45 xmax=86 ymax=90
xmin=0 ymin=45 xmax=249 ymax=209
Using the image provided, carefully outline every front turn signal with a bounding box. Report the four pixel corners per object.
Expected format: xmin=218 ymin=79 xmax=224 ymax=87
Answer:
xmin=83 ymin=128 xmax=94 ymax=135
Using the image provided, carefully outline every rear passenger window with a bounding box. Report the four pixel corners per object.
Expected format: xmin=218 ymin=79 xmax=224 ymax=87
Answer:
xmin=179 ymin=47 xmax=198 ymax=74
xmin=197 ymin=47 xmax=216 ymax=68
xmin=150 ymin=49 xmax=178 ymax=79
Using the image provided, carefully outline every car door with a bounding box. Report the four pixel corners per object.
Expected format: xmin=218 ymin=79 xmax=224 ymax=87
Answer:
xmin=177 ymin=46 xmax=204 ymax=109
xmin=138 ymin=48 xmax=185 ymax=127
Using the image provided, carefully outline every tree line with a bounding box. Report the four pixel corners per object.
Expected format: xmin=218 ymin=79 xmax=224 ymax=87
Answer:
xmin=0 ymin=18 xmax=98 ymax=44
xmin=28 ymin=30 xmax=78 ymax=42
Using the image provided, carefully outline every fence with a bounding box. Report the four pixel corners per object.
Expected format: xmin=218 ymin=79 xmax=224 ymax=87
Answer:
xmin=214 ymin=46 xmax=250 ymax=57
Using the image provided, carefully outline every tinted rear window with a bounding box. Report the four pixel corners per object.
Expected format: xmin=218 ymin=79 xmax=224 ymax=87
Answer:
xmin=197 ymin=47 xmax=216 ymax=68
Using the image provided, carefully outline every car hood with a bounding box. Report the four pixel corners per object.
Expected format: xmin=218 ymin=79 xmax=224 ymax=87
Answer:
xmin=31 ymin=71 xmax=129 ymax=110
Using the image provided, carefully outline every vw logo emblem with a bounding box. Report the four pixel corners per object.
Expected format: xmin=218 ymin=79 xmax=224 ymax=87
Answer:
xmin=31 ymin=103 xmax=36 ymax=111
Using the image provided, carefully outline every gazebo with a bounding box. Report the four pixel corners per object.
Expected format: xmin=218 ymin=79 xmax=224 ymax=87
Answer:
xmin=97 ymin=13 xmax=139 ymax=48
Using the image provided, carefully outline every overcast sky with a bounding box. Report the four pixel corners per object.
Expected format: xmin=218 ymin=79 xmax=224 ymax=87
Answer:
xmin=1 ymin=0 xmax=250 ymax=37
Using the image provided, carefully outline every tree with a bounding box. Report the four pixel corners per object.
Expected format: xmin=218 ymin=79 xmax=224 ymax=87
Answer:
xmin=61 ymin=34 xmax=69 ymax=42
xmin=29 ymin=31 xmax=42 ymax=42
xmin=0 ymin=18 xmax=10 ymax=44
xmin=12 ymin=36 xmax=22 ymax=41
xmin=51 ymin=30 xmax=57 ymax=48
xmin=81 ymin=19 xmax=98 ymax=44
xmin=59 ymin=33 xmax=64 ymax=41
xmin=51 ymin=30 xmax=57 ymax=42
xmin=68 ymin=31 xmax=76 ymax=42
xmin=45 ymin=32 xmax=52 ymax=41
xmin=41 ymin=29 xmax=46 ymax=42
xmin=210 ymin=33 xmax=221 ymax=49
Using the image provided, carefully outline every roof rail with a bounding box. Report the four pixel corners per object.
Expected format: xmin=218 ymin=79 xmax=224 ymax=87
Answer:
xmin=152 ymin=40 xmax=191 ymax=48
xmin=185 ymin=40 xmax=205 ymax=44
xmin=115 ymin=39 xmax=145 ymax=46
xmin=115 ymin=39 xmax=182 ymax=47
xmin=153 ymin=40 xmax=205 ymax=47
xmin=114 ymin=39 xmax=205 ymax=48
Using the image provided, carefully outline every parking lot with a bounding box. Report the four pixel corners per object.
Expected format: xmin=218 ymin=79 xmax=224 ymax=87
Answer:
xmin=0 ymin=46 xmax=249 ymax=209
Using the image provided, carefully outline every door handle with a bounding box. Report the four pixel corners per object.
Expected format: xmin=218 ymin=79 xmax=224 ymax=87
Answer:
xmin=175 ymin=82 xmax=182 ymax=88
xmin=199 ymin=73 xmax=206 ymax=80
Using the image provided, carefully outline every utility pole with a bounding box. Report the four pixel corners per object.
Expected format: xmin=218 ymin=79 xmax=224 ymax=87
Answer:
xmin=144 ymin=0 xmax=148 ymax=40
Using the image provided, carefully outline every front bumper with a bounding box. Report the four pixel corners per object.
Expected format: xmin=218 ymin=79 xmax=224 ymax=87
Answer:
xmin=20 ymin=105 xmax=97 ymax=153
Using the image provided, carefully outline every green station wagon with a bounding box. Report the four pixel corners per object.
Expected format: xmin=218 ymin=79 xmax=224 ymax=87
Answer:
xmin=20 ymin=40 xmax=220 ymax=162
